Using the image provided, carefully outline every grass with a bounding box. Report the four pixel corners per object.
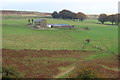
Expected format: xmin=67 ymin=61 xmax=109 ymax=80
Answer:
xmin=2 ymin=17 xmax=118 ymax=78
xmin=85 ymin=52 xmax=114 ymax=60
xmin=2 ymin=18 xmax=118 ymax=54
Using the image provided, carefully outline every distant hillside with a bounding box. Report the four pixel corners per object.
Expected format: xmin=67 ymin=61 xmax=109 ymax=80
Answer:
xmin=0 ymin=10 xmax=51 ymax=17
xmin=1 ymin=10 xmax=100 ymax=19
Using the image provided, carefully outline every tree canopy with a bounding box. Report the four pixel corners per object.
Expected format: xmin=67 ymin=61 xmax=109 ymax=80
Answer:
xmin=59 ymin=9 xmax=76 ymax=19
xmin=51 ymin=9 xmax=87 ymax=21
xmin=98 ymin=13 xmax=120 ymax=25
xmin=98 ymin=14 xmax=107 ymax=24
xmin=107 ymin=15 xmax=116 ymax=25
xmin=76 ymin=12 xmax=87 ymax=21
xmin=51 ymin=11 xmax=59 ymax=18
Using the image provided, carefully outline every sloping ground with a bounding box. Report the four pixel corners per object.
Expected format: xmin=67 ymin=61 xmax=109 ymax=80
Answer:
xmin=2 ymin=49 xmax=119 ymax=78
xmin=2 ymin=49 xmax=94 ymax=78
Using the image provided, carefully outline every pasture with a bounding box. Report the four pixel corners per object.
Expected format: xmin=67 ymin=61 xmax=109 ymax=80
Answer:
xmin=2 ymin=18 xmax=118 ymax=52
xmin=2 ymin=17 xmax=119 ymax=78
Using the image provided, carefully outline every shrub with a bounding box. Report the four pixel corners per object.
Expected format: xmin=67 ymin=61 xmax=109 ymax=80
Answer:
xmin=85 ymin=39 xmax=90 ymax=44
xmin=2 ymin=66 xmax=24 ymax=79
xmin=76 ymin=67 xmax=97 ymax=78
xmin=68 ymin=65 xmax=99 ymax=79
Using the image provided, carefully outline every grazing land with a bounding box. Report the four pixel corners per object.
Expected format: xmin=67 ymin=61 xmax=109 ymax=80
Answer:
xmin=2 ymin=18 xmax=118 ymax=52
xmin=2 ymin=16 xmax=119 ymax=78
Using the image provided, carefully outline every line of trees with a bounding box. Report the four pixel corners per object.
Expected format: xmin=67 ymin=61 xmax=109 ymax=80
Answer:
xmin=52 ymin=9 xmax=87 ymax=21
xmin=98 ymin=14 xmax=120 ymax=25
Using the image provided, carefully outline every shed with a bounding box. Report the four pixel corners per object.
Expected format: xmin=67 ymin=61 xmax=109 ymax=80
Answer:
xmin=34 ymin=19 xmax=47 ymax=29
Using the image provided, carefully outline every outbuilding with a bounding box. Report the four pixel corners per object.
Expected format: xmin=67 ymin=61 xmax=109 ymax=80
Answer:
xmin=34 ymin=19 xmax=47 ymax=29
xmin=47 ymin=24 xmax=74 ymax=28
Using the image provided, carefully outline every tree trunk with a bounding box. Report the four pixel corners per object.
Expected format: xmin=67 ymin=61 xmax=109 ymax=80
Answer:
xmin=112 ymin=22 xmax=113 ymax=25
xmin=102 ymin=22 xmax=104 ymax=24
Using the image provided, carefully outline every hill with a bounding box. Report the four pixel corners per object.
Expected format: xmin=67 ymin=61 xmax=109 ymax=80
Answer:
xmin=1 ymin=10 xmax=101 ymax=19
xmin=0 ymin=10 xmax=51 ymax=17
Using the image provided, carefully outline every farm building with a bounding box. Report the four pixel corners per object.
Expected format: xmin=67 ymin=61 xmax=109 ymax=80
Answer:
xmin=34 ymin=19 xmax=47 ymax=29
xmin=47 ymin=24 xmax=74 ymax=28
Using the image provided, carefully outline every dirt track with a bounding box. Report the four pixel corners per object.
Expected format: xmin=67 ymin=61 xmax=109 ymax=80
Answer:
xmin=54 ymin=66 xmax=74 ymax=78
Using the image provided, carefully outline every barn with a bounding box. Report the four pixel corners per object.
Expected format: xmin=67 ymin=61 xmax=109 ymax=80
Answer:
xmin=34 ymin=19 xmax=47 ymax=29
xmin=47 ymin=24 xmax=74 ymax=28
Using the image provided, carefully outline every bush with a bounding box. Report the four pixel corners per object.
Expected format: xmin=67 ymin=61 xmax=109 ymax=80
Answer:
xmin=2 ymin=66 xmax=24 ymax=79
xmin=68 ymin=65 xmax=99 ymax=79
xmin=76 ymin=67 xmax=97 ymax=78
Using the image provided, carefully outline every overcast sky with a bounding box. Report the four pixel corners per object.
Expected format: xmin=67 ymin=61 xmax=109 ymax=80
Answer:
xmin=0 ymin=0 xmax=119 ymax=14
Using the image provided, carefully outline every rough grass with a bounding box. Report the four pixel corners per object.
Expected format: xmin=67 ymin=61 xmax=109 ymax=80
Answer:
xmin=2 ymin=49 xmax=93 ymax=78
xmin=67 ymin=63 xmax=118 ymax=78
xmin=66 ymin=53 xmax=118 ymax=78
xmin=3 ymin=49 xmax=118 ymax=78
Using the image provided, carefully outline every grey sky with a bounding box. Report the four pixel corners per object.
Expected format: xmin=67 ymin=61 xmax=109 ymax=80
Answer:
xmin=1 ymin=0 xmax=119 ymax=14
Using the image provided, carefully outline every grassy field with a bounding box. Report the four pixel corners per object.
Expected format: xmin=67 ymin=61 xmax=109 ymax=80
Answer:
xmin=2 ymin=18 xmax=118 ymax=53
xmin=2 ymin=17 xmax=119 ymax=78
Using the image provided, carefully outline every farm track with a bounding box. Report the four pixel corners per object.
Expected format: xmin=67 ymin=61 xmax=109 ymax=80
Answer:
xmin=54 ymin=66 xmax=74 ymax=78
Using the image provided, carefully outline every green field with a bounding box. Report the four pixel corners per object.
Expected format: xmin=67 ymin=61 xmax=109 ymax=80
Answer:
xmin=2 ymin=17 xmax=118 ymax=78
xmin=2 ymin=18 xmax=118 ymax=53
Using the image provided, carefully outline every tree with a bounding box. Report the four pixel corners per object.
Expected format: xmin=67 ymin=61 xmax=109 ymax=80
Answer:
xmin=115 ymin=14 xmax=120 ymax=24
xmin=76 ymin=12 xmax=87 ymax=21
xmin=107 ymin=14 xmax=116 ymax=25
xmin=59 ymin=9 xmax=76 ymax=19
xmin=51 ymin=11 xmax=59 ymax=18
xmin=98 ymin=14 xmax=107 ymax=24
